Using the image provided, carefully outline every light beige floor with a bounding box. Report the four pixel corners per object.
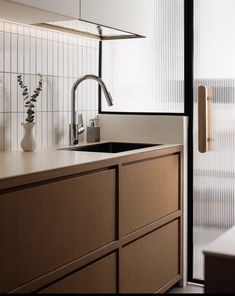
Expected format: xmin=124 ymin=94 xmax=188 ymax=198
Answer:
xmin=168 ymin=284 xmax=204 ymax=294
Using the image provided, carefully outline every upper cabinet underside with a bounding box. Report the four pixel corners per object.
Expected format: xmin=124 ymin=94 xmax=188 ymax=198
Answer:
xmin=0 ymin=0 xmax=147 ymax=39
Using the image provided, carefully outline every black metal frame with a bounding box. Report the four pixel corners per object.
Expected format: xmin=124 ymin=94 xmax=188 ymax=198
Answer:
xmin=184 ymin=0 xmax=198 ymax=285
xmin=98 ymin=0 xmax=199 ymax=284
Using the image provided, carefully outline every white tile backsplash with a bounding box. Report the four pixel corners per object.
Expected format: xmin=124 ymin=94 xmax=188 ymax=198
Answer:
xmin=0 ymin=19 xmax=99 ymax=151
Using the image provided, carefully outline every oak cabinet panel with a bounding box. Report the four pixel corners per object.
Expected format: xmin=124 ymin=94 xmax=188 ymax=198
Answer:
xmin=121 ymin=154 xmax=180 ymax=236
xmin=120 ymin=220 xmax=180 ymax=293
xmin=0 ymin=169 xmax=116 ymax=293
xmin=40 ymin=253 xmax=117 ymax=294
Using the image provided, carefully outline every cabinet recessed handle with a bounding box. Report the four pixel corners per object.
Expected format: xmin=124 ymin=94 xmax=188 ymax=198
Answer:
xmin=198 ymin=86 xmax=212 ymax=153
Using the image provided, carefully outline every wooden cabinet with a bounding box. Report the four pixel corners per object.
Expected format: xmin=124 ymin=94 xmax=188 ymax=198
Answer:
xmin=120 ymin=220 xmax=180 ymax=293
xmin=80 ymin=0 xmax=148 ymax=36
xmin=121 ymin=154 xmax=180 ymax=235
xmin=0 ymin=146 xmax=182 ymax=294
xmin=7 ymin=0 xmax=80 ymax=19
xmin=40 ymin=253 xmax=117 ymax=294
xmin=0 ymin=169 xmax=116 ymax=293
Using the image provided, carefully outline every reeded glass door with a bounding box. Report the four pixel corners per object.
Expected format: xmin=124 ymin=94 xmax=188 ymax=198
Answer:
xmin=193 ymin=0 xmax=235 ymax=280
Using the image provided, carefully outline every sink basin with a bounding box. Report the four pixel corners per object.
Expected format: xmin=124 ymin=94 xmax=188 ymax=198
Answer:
xmin=61 ymin=142 xmax=162 ymax=153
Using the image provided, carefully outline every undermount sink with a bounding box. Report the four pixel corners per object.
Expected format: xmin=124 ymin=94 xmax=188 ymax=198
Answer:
xmin=61 ymin=142 xmax=162 ymax=153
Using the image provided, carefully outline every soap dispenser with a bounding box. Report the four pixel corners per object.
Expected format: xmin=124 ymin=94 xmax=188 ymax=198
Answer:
xmin=87 ymin=117 xmax=100 ymax=143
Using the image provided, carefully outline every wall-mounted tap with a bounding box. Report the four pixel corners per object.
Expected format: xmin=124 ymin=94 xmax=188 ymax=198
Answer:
xmin=70 ymin=74 xmax=113 ymax=145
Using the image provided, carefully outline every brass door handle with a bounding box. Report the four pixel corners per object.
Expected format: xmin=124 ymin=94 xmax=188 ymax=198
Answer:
xmin=198 ymin=86 xmax=212 ymax=153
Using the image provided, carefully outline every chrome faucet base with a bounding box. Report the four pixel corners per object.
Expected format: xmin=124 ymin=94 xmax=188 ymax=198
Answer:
xmin=69 ymin=113 xmax=85 ymax=146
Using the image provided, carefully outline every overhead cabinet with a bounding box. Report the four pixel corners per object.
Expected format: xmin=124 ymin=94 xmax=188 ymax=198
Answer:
xmin=80 ymin=0 xmax=148 ymax=37
xmin=0 ymin=0 xmax=147 ymax=39
xmin=6 ymin=0 xmax=80 ymax=19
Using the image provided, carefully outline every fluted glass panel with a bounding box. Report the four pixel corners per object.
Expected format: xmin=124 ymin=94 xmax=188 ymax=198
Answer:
xmin=101 ymin=0 xmax=184 ymax=113
xmin=193 ymin=0 xmax=235 ymax=280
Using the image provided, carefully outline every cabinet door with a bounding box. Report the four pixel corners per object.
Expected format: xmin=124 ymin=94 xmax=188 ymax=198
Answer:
xmin=80 ymin=0 xmax=148 ymax=36
xmin=40 ymin=253 xmax=117 ymax=294
xmin=0 ymin=169 xmax=116 ymax=293
xmin=120 ymin=220 xmax=180 ymax=293
xmin=121 ymin=155 xmax=180 ymax=236
xmin=8 ymin=0 xmax=80 ymax=19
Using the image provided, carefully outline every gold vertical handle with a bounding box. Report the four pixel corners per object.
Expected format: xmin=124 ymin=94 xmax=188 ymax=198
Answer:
xmin=198 ymin=86 xmax=211 ymax=153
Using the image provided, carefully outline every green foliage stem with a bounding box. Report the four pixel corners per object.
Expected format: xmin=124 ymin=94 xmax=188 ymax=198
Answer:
xmin=17 ymin=74 xmax=43 ymax=123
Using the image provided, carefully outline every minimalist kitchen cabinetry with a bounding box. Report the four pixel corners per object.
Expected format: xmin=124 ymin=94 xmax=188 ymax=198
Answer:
xmin=0 ymin=169 xmax=116 ymax=293
xmin=40 ymin=253 xmax=117 ymax=294
xmin=121 ymin=154 xmax=180 ymax=236
xmin=0 ymin=146 xmax=183 ymax=293
xmin=120 ymin=220 xmax=180 ymax=293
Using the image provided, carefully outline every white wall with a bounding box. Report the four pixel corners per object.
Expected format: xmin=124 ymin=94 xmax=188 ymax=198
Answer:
xmin=100 ymin=114 xmax=188 ymax=286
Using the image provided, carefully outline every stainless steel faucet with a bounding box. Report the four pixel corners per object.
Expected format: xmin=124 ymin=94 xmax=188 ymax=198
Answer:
xmin=70 ymin=74 xmax=113 ymax=145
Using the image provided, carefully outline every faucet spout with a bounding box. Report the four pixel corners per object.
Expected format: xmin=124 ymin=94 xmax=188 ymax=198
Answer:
xmin=71 ymin=74 xmax=113 ymax=145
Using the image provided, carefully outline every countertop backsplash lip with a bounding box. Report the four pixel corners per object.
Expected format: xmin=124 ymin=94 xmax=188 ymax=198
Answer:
xmin=0 ymin=19 xmax=99 ymax=152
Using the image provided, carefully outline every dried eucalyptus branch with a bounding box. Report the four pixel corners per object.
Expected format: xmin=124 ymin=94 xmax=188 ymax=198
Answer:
xmin=17 ymin=74 xmax=43 ymax=123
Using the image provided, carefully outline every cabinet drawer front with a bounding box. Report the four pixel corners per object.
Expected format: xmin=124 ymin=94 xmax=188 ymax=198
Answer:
xmin=120 ymin=220 xmax=180 ymax=293
xmin=40 ymin=253 xmax=117 ymax=294
xmin=121 ymin=154 xmax=180 ymax=235
xmin=0 ymin=169 xmax=116 ymax=293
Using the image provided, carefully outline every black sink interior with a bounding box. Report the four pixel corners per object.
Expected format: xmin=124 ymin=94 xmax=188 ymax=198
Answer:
xmin=63 ymin=142 xmax=161 ymax=153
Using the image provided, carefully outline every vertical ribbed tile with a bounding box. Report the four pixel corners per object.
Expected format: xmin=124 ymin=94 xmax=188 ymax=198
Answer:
xmin=0 ymin=19 xmax=99 ymax=151
xmin=47 ymin=40 xmax=53 ymax=76
xmin=17 ymin=34 xmax=24 ymax=73
xmin=10 ymin=113 xmax=18 ymax=151
xmin=4 ymin=31 xmax=11 ymax=73
xmin=0 ymin=31 xmax=3 ymax=72
xmin=47 ymin=76 xmax=53 ymax=112
xmin=47 ymin=112 xmax=53 ymax=146
xmin=42 ymin=112 xmax=48 ymax=148
xmin=4 ymin=73 xmax=11 ymax=112
xmin=10 ymin=74 xmax=17 ymax=112
xmin=11 ymin=33 xmax=17 ymax=73
xmin=41 ymin=76 xmax=48 ymax=112
xmin=3 ymin=113 xmax=10 ymax=151
xmin=0 ymin=73 xmax=3 ymax=113
xmin=0 ymin=113 xmax=3 ymax=151
xmin=17 ymin=113 xmax=24 ymax=150
xmin=24 ymin=35 xmax=30 ymax=74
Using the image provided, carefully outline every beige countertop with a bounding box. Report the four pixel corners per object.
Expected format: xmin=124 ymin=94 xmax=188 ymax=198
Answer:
xmin=0 ymin=142 xmax=182 ymax=190
xmin=203 ymin=226 xmax=235 ymax=259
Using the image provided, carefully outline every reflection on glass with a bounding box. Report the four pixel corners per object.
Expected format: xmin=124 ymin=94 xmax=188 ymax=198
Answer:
xmin=102 ymin=0 xmax=184 ymax=113
xmin=194 ymin=0 xmax=235 ymax=280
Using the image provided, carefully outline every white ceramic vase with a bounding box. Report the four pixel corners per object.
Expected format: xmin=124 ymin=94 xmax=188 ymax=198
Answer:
xmin=21 ymin=122 xmax=37 ymax=152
